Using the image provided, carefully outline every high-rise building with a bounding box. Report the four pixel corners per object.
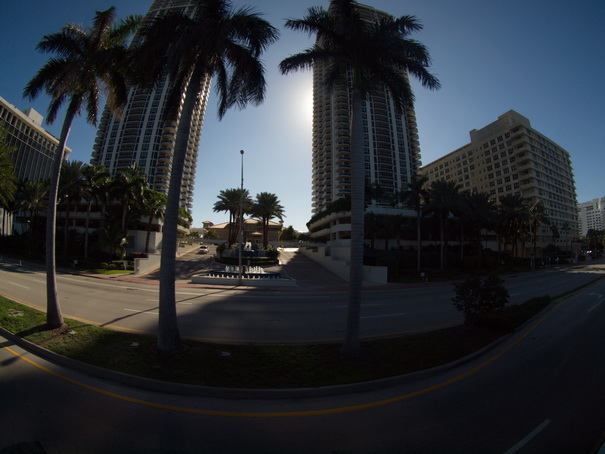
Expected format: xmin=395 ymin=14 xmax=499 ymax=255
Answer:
xmin=422 ymin=110 xmax=579 ymax=254
xmin=578 ymin=197 xmax=605 ymax=236
xmin=0 ymin=96 xmax=73 ymax=235
xmin=0 ymin=96 xmax=72 ymax=182
xmin=92 ymin=0 xmax=211 ymax=212
xmin=311 ymin=3 xmax=421 ymax=217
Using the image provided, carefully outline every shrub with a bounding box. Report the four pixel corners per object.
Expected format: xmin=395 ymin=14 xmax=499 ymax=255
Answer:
xmin=475 ymin=296 xmax=552 ymax=333
xmin=452 ymin=276 xmax=509 ymax=324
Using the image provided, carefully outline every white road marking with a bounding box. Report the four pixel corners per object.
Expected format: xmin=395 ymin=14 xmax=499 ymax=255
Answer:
xmin=504 ymin=420 xmax=550 ymax=454
xmin=8 ymin=281 xmax=29 ymax=289
xmin=361 ymin=312 xmax=406 ymax=320
xmin=589 ymin=301 xmax=602 ymax=313
xmin=123 ymin=308 xmax=158 ymax=315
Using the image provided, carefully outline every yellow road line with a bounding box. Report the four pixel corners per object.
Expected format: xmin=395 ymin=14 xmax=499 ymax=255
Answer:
xmin=0 ymin=294 xmax=570 ymax=418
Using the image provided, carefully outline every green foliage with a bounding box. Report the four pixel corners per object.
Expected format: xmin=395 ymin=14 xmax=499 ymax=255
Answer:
xmin=475 ymin=296 xmax=552 ymax=333
xmin=279 ymin=225 xmax=298 ymax=241
xmin=265 ymin=248 xmax=280 ymax=261
xmin=204 ymin=229 xmax=219 ymax=240
xmin=452 ymin=276 xmax=509 ymax=323
xmin=307 ymin=198 xmax=351 ymax=228
xmin=0 ymin=127 xmax=17 ymax=208
xmin=99 ymin=260 xmax=133 ymax=271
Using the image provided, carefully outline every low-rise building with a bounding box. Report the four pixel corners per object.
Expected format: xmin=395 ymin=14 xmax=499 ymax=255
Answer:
xmin=205 ymin=219 xmax=283 ymax=246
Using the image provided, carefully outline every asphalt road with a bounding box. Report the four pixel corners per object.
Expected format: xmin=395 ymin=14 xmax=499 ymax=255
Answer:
xmin=0 ymin=252 xmax=603 ymax=343
xmin=1 ymin=277 xmax=604 ymax=453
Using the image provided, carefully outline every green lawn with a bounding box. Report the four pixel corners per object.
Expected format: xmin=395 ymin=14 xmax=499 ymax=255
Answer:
xmin=0 ymin=295 xmax=551 ymax=389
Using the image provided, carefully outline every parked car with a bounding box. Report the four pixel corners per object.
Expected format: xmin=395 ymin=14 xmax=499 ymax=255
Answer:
xmin=198 ymin=245 xmax=209 ymax=254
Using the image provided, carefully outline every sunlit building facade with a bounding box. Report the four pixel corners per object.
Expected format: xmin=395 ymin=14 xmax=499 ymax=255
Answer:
xmin=0 ymin=96 xmax=71 ymax=182
xmin=0 ymin=96 xmax=72 ymax=235
xmin=422 ymin=110 xmax=579 ymax=255
xmin=92 ymin=0 xmax=211 ymax=212
xmin=578 ymin=197 xmax=605 ymax=236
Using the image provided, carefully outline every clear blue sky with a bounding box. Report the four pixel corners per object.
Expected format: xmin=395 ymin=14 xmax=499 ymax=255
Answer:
xmin=2 ymin=0 xmax=604 ymax=232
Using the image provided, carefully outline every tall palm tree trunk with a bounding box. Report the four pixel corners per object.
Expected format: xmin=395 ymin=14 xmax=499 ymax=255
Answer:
xmin=416 ymin=210 xmax=422 ymax=271
xmin=342 ymin=86 xmax=365 ymax=356
xmin=45 ymin=108 xmax=74 ymax=329
xmin=158 ymin=69 xmax=206 ymax=352
xmin=63 ymin=200 xmax=70 ymax=257
xmin=263 ymin=216 xmax=269 ymax=249
xmin=145 ymin=215 xmax=154 ymax=254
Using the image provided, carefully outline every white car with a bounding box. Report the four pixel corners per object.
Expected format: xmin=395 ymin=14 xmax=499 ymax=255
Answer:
xmin=198 ymin=245 xmax=209 ymax=254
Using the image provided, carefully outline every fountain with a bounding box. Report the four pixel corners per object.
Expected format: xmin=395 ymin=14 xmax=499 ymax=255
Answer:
xmin=191 ymin=265 xmax=296 ymax=287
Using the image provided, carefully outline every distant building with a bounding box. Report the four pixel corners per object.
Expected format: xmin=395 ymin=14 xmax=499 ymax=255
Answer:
xmin=0 ymin=96 xmax=72 ymax=182
xmin=206 ymin=219 xmax=283 ymax=245
xmin=92 ymin=0 xmax=210 ymax=213
xmin=578 ymin=197 xmax=605 ymax=236
xmin=0 ymin=96 xmax=72 ymax=235
xmin=422 ymin=110 xmax=579 ymax=255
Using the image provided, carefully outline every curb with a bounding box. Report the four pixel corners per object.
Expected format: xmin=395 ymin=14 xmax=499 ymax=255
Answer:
xmin=0 ymin=322 xmax=513 ymax=400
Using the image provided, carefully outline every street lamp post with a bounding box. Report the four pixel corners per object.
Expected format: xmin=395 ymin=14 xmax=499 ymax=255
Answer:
xmin=238 ymin=149 xmax=244 ymax=286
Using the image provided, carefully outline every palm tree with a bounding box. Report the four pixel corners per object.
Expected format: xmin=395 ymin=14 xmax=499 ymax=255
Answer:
xmin=497 ymin=194 xmax=529 ymax=258
xmin=58 ymin=160 xmax=85 ymax=257
xmin=134 ymin=0 xmax=279 ymax=352
xmin=213 ymin=188 xmax=252 ymax=246
xmin=426 ymin=180 xmax=462 ymax=270
xmin=82 ymin=163 xmax=111 ymax=259
xmin=142 ymin=188 xmax=167 ymax=254
xmin=111 ymin=164 xmax=148 ymax=238
xmin=280 ymin=0 xmax=439 ymax=355
xmin=15 ymin=180 xmax=48 ymax=252
xmin=402 ymin=174 xmax=428 ymax=271
xmin=251 ymin=192 xmax=285 ymax=249
xmin=529 ymin=200 xmax=550 ymax=269
xmin=459 ymin=191 xmax=496 ymax=269
xmin=23 ymin=7 xmax=140 ymax=329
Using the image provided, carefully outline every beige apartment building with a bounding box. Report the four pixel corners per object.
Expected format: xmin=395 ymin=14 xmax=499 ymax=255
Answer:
xmin=0 ymin=96 xmax=72 ymax=235
xmin=0 ymin=96 xmax=72 ymax=183
xmin=422 ymin=110 xmax=579 ymax=256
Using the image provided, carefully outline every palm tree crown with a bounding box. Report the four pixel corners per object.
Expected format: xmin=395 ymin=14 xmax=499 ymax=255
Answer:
xmin=213 ymin=188 xmax=253 ymax=246
xmin=24 ymin=8 xmax=141 ymax=124
xmin=252 ymin=192 xmax=285 ymax=249
xmin=426 ymin=179 xmax=462 ymax=270
xmin=280 ymin=0 xmax=440 ymax=109
xmin=135 ymin=0 xmax=279 ymax=121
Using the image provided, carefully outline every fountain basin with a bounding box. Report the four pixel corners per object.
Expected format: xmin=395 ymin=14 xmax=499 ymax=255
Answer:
xmin=191 ymin=270 xmax=296 ymax=287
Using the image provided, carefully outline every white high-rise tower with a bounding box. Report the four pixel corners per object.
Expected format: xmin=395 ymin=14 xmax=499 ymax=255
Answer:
xmin=92 ymin=0 xmax=211 ymax=212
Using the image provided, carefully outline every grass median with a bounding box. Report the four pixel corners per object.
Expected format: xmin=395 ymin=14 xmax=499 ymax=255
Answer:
xmin=0 ymin=295 xmax=551 ymax=389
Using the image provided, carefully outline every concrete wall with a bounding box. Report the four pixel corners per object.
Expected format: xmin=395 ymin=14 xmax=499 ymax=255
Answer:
xmin=299 ymin=246 xmax=388 ymax=285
